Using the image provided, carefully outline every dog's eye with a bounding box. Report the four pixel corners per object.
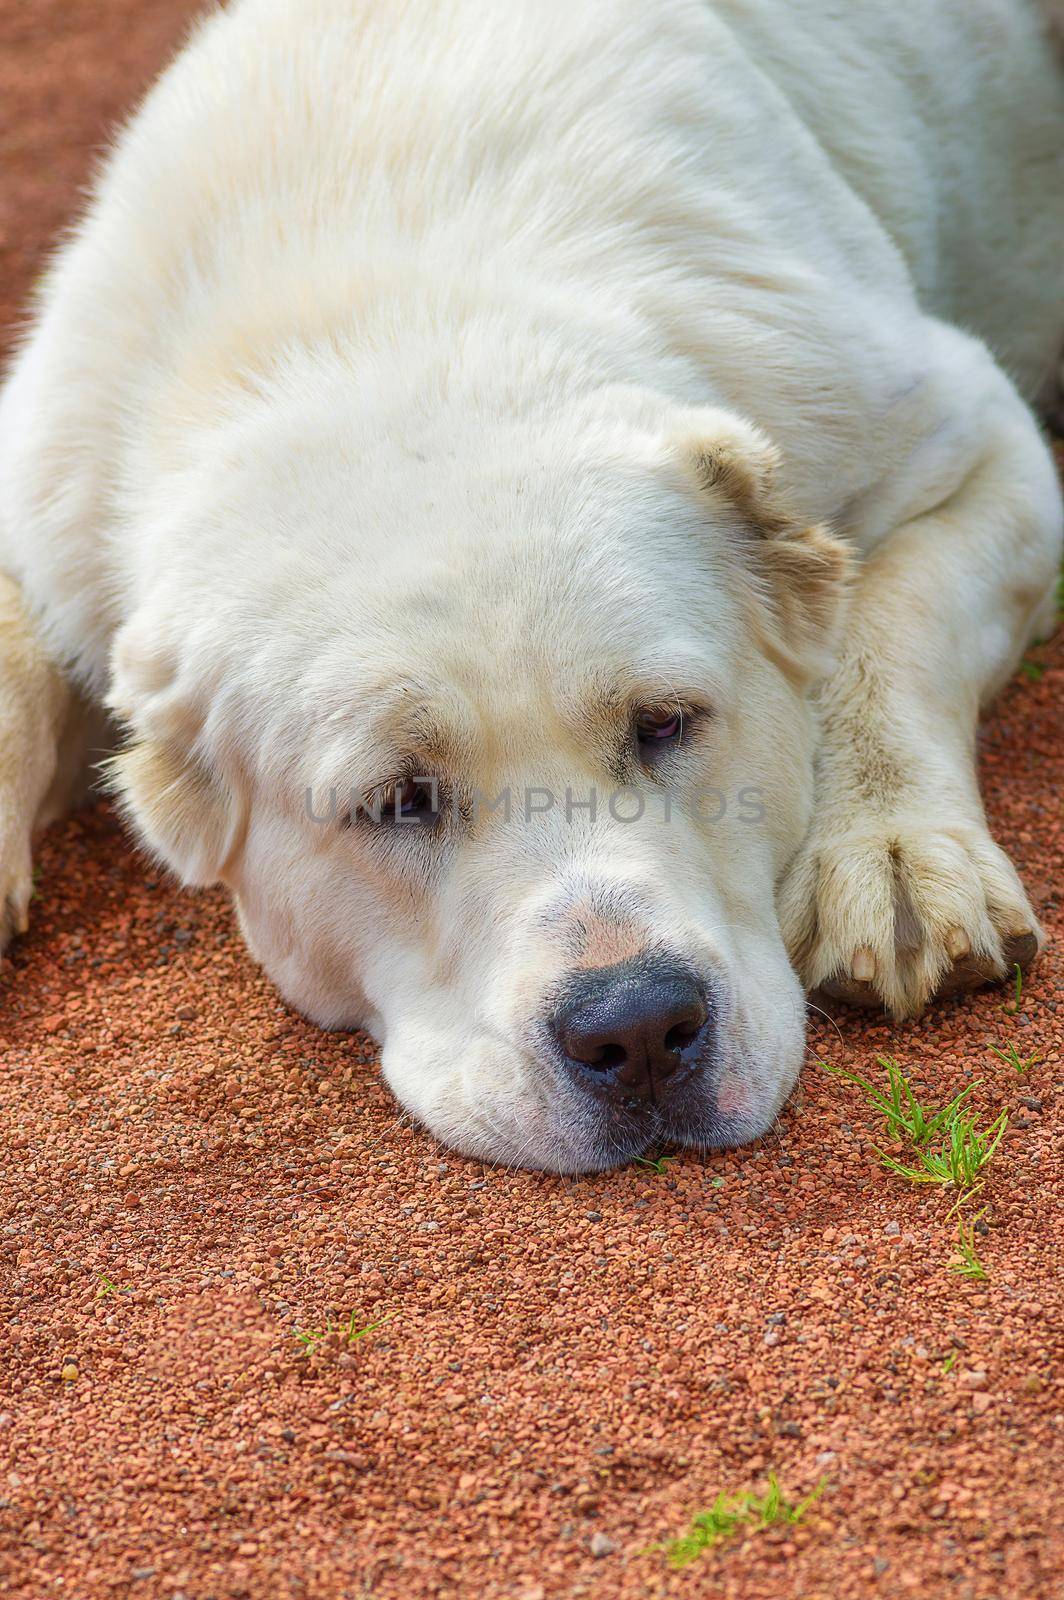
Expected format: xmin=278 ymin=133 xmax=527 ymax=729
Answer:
xmin=383 ymin=779 xmax=438 ymax=822
xmin=635 ymin=705 xmax=682 ymax=745
xmin=340 ymin=778 xmax=441 ymax=830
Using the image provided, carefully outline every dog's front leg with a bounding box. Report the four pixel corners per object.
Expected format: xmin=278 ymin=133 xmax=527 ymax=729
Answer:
xmin=779 ymin=339 xmax=1062 ymax=1018
xmin=0 ymin=571 xmax=73 ymax=951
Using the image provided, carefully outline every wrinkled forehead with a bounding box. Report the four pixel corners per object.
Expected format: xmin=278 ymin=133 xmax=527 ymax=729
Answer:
xmin=193 ymin=430 xmax=747 ymax=783
xmin=296 ymin=593 xmax=735 ymax=800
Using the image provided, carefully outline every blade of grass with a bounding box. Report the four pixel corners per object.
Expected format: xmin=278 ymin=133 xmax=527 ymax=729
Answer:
xmin=949 ymin=1210 xmax=990 ymax=1281
xmin=988 ymin=1041 xmax=1041 ymax=1074
xmin=1002 ymin=963 xmax=1023 ymax=1015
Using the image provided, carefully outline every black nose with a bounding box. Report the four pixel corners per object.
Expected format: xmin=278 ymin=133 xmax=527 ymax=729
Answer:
xmin=552 ymin=961 xmax=710 ymax=1103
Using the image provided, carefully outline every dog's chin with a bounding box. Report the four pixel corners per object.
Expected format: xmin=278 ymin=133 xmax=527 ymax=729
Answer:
xmin=567 ymin=1104 xmax=777 ymax=1175
xmin=431 ymin=1087 xmax=780 ymax=1176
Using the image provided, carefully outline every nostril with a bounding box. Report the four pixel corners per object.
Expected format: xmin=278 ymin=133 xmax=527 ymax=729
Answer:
xmin=664 ymin=1016 xmax=703 ymax=1052
xmin=573 ymin=1039 xmax=627 ymax=1071
xmin=594 ymin=1042 xmax=627 ymax=1070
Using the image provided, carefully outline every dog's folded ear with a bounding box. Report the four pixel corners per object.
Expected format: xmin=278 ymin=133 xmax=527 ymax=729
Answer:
xmin=672 ymin=409 xmax=852 ymax=682
xmin=106 ymin=740 xmax=245 ymax=887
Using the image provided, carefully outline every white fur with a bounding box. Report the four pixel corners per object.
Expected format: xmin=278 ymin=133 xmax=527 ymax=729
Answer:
xmin=1 ymin=0 xmax=1061 ymax=1169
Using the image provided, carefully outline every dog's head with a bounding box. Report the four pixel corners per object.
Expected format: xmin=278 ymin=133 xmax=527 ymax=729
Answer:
xmin=108 ymin=388 xmax=849 ymax=1171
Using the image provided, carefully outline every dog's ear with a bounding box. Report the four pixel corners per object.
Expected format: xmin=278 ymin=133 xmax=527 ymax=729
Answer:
xmin=107 ymin=740 xmax=245 ymax=887
xmin=673 ymin=409 xmax=852 ymax=682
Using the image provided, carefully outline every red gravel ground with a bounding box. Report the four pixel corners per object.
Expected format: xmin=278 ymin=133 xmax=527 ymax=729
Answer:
xmin=1 ymin=5 xmax=1061 ymax=1597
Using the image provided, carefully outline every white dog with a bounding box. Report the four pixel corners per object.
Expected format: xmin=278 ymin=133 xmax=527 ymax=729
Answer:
xmin=1 ymin=0 xmax=1061 ymax=1172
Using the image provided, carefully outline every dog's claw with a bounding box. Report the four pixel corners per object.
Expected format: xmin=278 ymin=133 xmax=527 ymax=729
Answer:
xmin=817 ymin=945 xmax=878 ymax=1006
xmin=851 ymin=946 xmax=876 ymax=982
xmin=0 ymin=855 xmax=35 ymax=954
xmin=818 ymin=923 xmax=1043 ymax=1013
xmin=935 ymin=925 xmax=1041 ymax=999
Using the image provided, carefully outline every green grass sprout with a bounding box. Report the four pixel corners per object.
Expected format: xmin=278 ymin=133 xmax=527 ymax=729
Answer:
xmin=823 ymin=1056 xmax=1007 ymax=1194
xmin=1003 ymin=963 xmax=1024 ymax=1015
xmin=949 ymin=1210 xmax=990 ymax=1282
xmin=1018 ymin=659 xmax=1045 ymax=683
xmin=634 ymin=1151 xmax=673 ymax=1175
xmin=875 ymin=1108 xmax=1008 ymax=1190
xmin=95 ymin=1273 xmax=133 ymax=1297
xmin=822 ymin=1054 xmax=1013 ymax=1285
xmin=650 ymin=1475 xmax=825 ymax=1570
xmin=293 ymin=1309 xmax=394 ymax=1355
xmin=942 ymin=1350 xmax=959 ymax=1374
xmin=820 ymin=1056 xmax=977 ymax=1145
xmin=988 ymin=1040 xmax=1041 ymax=1074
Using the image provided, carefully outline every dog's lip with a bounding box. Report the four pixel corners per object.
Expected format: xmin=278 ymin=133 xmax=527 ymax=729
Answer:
xmin=549 ymin=1071 xmax=746 ymax=1171
xmin=560 ymin=1108 xmax=746 ymax=1173
xmin=555 ymin=1057 xmax=705 ymax=1107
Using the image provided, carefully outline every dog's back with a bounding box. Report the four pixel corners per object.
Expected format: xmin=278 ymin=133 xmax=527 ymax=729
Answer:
xmin=711 ymin=0 xmax=1064 ymax=389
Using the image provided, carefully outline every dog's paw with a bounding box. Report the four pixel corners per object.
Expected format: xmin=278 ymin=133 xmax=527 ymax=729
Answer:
xmin=0 ymin=814 xmax=34 ymax=954
xmin=778 ymin=817 xmax=1043 ymax=1019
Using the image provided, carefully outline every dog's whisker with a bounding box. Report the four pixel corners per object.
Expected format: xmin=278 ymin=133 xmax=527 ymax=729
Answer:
xmin=804 ymin=1001 xmax=846 ymax=1049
